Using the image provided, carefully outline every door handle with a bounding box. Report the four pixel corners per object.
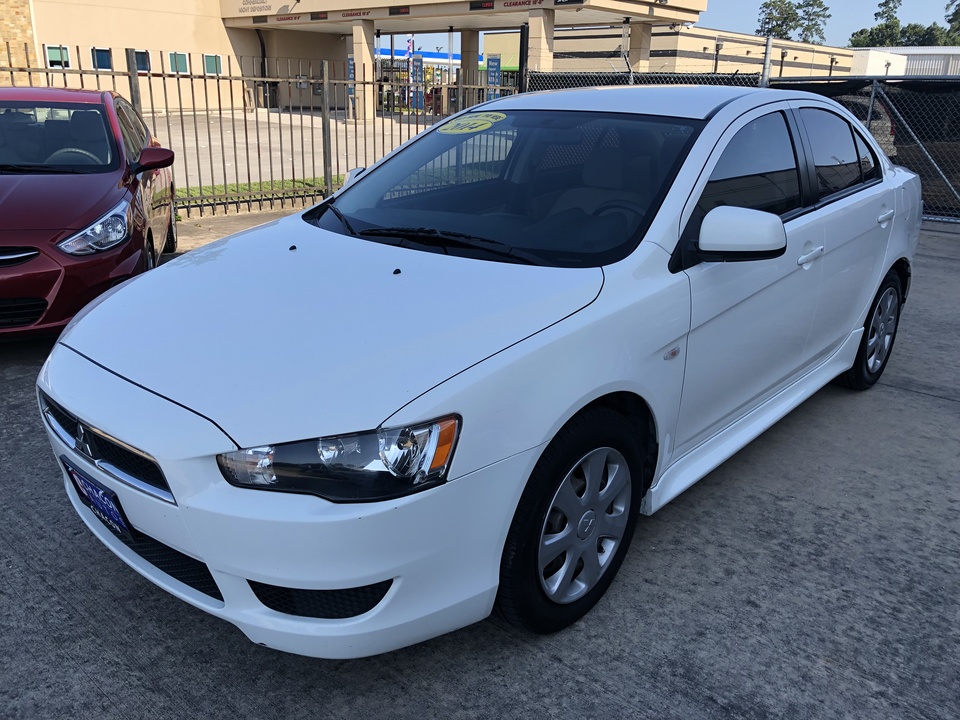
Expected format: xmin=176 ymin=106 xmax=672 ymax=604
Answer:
xmin=877 ymin=209 xmax=895 ymax=224
xmin=797 ymin=246 xmax=824 ymax=266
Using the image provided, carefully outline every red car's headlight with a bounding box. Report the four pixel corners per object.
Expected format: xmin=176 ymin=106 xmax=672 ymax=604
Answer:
xmin=58 ymin=199 xmax=132 ymax=256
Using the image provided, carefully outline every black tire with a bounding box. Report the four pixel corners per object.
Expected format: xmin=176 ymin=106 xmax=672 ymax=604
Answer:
xmin=836 ymin=270 xmax=902 ymax=391
xmin=144 ymin=239 xmax=156 ymax=272
xmin=497 ymin=407 xmax=646 ymax=634
xmin=162 ymin=203 xmax=178 ymax=255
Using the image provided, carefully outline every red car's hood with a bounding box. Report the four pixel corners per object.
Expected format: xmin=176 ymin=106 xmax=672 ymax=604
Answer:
xmin=0 ymin=172 xmax=123 ymax=234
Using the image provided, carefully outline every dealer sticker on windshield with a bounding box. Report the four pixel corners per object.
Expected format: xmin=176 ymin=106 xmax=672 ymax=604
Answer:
xmin=438 ymin=112 xmax=506 ymax=134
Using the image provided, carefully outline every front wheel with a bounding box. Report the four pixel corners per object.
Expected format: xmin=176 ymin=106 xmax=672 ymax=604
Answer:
xmin=836 ymin=271 xmax=902 ymax=390
xmin=163 ymin=201 xmax=178 ymax=255
xmin=144 ymin=239 xmax=156 ymax=272
xmin=497 ymin=407 xmax=645 ymax=634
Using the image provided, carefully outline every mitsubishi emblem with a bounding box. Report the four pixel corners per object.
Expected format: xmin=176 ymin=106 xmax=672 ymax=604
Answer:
xmin=75 ymin=423 xmax=94 ymax=457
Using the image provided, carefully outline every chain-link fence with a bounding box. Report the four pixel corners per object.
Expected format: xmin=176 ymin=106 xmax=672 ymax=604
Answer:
xmin=771 ymin=77 xmax=960 ymax=220
xmin=527 ymin=71 xmax=762 ymax=92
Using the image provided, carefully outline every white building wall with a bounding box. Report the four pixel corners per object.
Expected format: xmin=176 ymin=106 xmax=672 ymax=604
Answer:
xmin=851 ymin=50 xmax=907 ymax=76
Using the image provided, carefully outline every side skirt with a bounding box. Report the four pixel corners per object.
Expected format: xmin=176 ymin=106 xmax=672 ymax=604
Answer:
xmin=641 ymin=328 xmax=862 ymax=515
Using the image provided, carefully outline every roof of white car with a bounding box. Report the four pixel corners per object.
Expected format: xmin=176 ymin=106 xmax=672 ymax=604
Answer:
xmin=487 ymin=85 xmax=775 ymax=119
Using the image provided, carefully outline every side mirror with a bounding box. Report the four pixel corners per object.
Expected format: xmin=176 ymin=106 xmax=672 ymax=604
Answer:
xmin=131 ymin=147 xmax=174 ymax=175
xmin=698 ymin=206 xmax=787 ymax=262
xmin=343 ymin=166 xmax=366 ymax=188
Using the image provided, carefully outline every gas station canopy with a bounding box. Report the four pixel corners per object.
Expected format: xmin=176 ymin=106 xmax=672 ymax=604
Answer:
xmin=221 ymin=0 xmax=705 ymax=36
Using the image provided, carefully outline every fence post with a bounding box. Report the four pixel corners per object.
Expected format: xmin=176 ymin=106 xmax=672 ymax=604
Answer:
xmin=320 ymin=60 xmax=334 ymax=197
xmin=866 ymin=79 xmax=878 ymax=131
xmin=759 ymin=36 xmax=773 ymax=88
xmin=518 ymin=23 xmax=529 ymax=93
xmin=124 ymin=48 xmax=142 ymax=113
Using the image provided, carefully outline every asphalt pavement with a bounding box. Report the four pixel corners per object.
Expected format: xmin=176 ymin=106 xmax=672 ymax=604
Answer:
xmin=1 ymin=218 xmax=958 ymax=719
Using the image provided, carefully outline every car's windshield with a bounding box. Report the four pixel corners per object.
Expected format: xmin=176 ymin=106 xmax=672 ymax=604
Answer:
xmin=0 ymin=100 xmax=118 ymax=173
xmin=311 ymin=109 xmax=703 ymax=267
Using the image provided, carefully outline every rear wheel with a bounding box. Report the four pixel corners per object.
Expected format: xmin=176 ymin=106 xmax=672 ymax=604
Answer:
xmin=497 ymin=407 xmax=645 ymax=634
xmin=836 ymin=271 xmax=902 ymax=390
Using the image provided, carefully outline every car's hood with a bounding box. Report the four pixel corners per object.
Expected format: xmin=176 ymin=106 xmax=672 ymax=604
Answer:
xmin=60 ymin=215 xmax=603 ymax=448
xmin=0 ymin=172 xmax=122 ymax=233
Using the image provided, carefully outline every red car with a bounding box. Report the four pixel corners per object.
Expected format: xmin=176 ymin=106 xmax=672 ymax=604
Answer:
xmin=0 ymin=87 xmax=175 ymax=338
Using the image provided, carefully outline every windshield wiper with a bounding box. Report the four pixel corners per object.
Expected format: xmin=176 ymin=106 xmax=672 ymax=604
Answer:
xmin=0 ymin=163 xmax=89 ymax=174
xmin=323 ymin=201 xmax=359 ymax=237
xmin=358 ymin=226 xmax=545 ymax=265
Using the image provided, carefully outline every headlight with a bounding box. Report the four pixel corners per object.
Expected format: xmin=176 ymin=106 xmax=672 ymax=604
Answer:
xmin=217 ymin=416 xmax=461 ymax=502
xmin=58 ymin=199 xmax=132 ymax=256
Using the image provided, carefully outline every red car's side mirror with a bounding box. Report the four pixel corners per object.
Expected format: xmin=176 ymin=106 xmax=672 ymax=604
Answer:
xmin=131 ymin=147 xmax=174 ymax=175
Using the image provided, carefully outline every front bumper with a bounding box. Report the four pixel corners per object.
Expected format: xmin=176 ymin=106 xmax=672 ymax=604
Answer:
xmin=38 ymin=342 xmax=534 ymax=658
xmin=1 ymin=234 xmax=143 ymax=337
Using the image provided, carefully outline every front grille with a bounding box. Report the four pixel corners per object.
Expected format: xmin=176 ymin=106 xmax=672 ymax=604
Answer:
xmin=249 ymin=579 xmax=393 ymax=619
xmin=0 ymin=297 xmax=47 ymax=328
xmin=0 ymin=247 xmax=40 ymax=268
xmin=120 ymin=530 xmax=223 ymax=601
xmin=39 ymin=391 xmax=173 ymax=500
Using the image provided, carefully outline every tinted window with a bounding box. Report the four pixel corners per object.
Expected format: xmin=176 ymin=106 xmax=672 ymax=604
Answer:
xmin=682 ymin=112 xmax=800 ymax=249
xmin=115 ymin=100 xmax=148 ymax=162
xmin=91 ymin=48 xmax=112 ymax=70
xmin=169 ymin=52 xmax=188 ymax=74
xmin=800 ymin=108 xmax=862 ymax=199
xmin=0 ymin=101 xmax=118 ymax=171
xmin=135 ymin=50 xmax=151 ymax=73
xmin=854 ymin=131 xmax=880 ymax=182
xmin=317 ymin=110 xmax=702 ymax=268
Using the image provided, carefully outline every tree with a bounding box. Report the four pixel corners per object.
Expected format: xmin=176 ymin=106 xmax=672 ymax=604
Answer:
xmin=947 ymin=0 xmax=960 ymax=33
xmin=849 ymin=21 xmax=901 ymax=47
xmin=874 ymin=0 xmax=902 ymax=24
xmin=756 ymin=0 xmax=800 ymax=40
xmin=899 ymin=21 xmax=960 ymax=46
xmin=849 ymin=0 xmax=900 ymax=47
xmin=849 ymin=0 xmax=960 ymax=47
xmin=796 ymin=0 xmax=831 ymax=44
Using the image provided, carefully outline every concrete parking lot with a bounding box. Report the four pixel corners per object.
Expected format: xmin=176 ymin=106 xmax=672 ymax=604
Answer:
xmin=1 ymin=219 xmax=958 ymax=719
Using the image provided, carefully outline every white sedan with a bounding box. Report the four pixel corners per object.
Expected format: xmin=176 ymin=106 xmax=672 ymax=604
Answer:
xmin=37 ymin=86 xmax=922 ymax=658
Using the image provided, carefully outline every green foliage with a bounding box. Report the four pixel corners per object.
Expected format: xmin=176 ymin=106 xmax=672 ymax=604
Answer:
xmin=796 ymin=0 xmax=832 ymax=44
xmin=947 ymin=1 xmax=960 ymax=33
xmin=874 ymin=0 xmax=902 ymax=24
xmin=850 ymin=0 xmax=960 ymax=47
xmin=898 ymin=22 xmax=960 ymax=46
xmin=174 ymin=177 xmax=339 ymax=202
xmin=849 ymin=20 xmax=901 ymax=47
xmin=757 ymin=0 xmax=801 ymax=40
xmin=756 ymin=0 xmax=831 ymax=44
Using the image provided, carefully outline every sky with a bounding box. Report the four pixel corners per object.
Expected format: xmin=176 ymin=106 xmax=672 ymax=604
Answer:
xmin=697 ymin=0 xmax=956 ymax=47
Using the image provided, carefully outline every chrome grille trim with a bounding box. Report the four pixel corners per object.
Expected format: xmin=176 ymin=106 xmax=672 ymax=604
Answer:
xmin=39 ymin=391 xmax=176 ymax=505
xmin=0 ymin=247 xmax=40 ymax=267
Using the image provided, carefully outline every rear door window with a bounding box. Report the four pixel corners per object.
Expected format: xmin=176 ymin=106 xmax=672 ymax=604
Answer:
xmin=799 ymin=108 xmax=866 ymax=200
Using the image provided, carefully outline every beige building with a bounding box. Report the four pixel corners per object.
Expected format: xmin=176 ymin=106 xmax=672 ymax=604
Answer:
xmin=3 ymin=0 xmax=709 ymax=114
xmin=1 ymin=0 xmax=858 ymax=114
xmin=485 ymin=25 xmax=854 ymax=76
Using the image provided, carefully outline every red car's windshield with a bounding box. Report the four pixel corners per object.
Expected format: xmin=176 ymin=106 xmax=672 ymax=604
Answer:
xmin=0 ymin=101 xmax=119 ymax=173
